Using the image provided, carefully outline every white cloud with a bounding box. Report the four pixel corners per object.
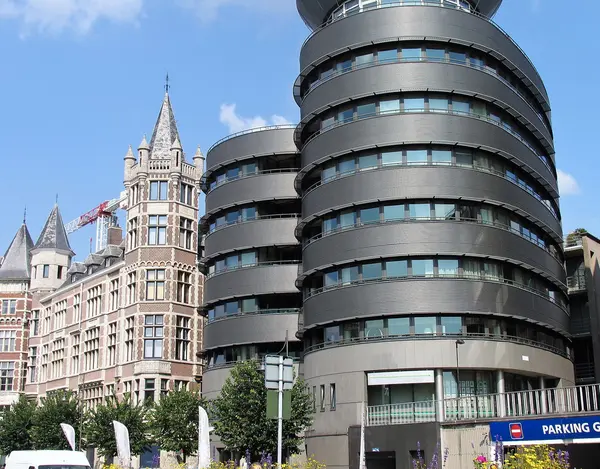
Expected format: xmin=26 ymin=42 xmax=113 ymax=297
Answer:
xmin=557 ymin=169 xmax=581 ymax=196
xmin=177 ymin=0 xmax=292 ymax=24
xmin=1 ymin=0 xmax=143 ymax=35
xmin=219 ymin=103 xmax=292 ymax=134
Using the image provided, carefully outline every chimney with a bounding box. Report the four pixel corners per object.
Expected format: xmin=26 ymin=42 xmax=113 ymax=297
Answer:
xmin=107 ymin=226 xmax=123 ymax=246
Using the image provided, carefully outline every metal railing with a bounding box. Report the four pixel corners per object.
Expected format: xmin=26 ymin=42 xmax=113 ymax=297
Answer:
xmin=206 ymin=213 xmax=300 ymax=237
xmin=367 ymin=383 xmax=600 ymax=426
xmin=207 ymin=124 xmax=297 ymax=154
xmin=567 ymin=274 xmax=587 ymax=292
xmin=301 ymin=157 xmax=559 ymax=220
xmin=206 ymin=356 xmax=302 ymax=371
xmin=302 ymin=0 xmax=548 ymax=101
xmin=303 ymin=216 xmax=562 ymax=262
xmin=207 ymin=308 xmax=301 ymax=324
xmin=302 ymin=55 xmax=548 ymax=131
xmin=302 ymin=106 xmax=553 ymax=175
xmin=205 ymin=168 xmax=300 ymax=194
xmin=304 ymin=331 xmax=569 ymax=359
xmin=205 ymin=260 xmax=301 ymax=280
xmin=564 ymin=236 xmax=584 ymax=249
xmin=304 ymin=271 xmax=568 ymax=311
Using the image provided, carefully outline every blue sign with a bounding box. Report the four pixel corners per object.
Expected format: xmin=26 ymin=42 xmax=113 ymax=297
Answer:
xmin=490 ymin=416 xmax=600 ymax=443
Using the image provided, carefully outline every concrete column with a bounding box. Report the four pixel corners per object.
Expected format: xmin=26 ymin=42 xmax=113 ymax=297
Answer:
xmin=435 ymin=369 xmax=445 ymax=422
xmin=497 ymin=370 xmax=506 ymax=417
xmin=539 ymin=376 xmax=548 ymax=414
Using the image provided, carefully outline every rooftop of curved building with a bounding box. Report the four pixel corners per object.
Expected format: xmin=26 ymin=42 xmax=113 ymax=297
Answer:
xmin=207 ymin=124 xmax=297 ymax=155
xmin=296 ymin=0 xmax=502 ymax=30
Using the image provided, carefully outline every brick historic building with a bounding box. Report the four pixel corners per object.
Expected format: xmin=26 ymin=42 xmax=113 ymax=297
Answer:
xmin=0 ymin=90 xmax=204 ymax=410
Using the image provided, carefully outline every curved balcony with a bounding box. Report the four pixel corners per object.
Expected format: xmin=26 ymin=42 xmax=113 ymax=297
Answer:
xmin=204 ymin=172 xmax=299 ymax=218
xmin=301 ymin=220 xmax=565 ymax=285
xmin=302 ymin=277 xmax=570 ymax=333
xmin=300 ymin=111 xmax=556 ymax=196
xmin=301 ymin=166 xmax=563 ymax=242
xmin=299 ymin=60 xmax=552 ymax=151
xmin=204 ymin=216 xmax=300 ymax=259
xmin=203 ymin=262 xmax=300 ymax=305
xmin=299 ymin=4 xmax=548 ymax=110
xmin=204 ymin=310 xmax=300 ymax=349
xmin=301 ymin=339 xmax=574 ymax=385
xmin=205 ymin=125 xmax=297 ymax=176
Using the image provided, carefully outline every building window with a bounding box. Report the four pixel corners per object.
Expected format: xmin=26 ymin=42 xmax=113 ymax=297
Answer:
xmin=319 ymin=384 xmax=325 ymax=411
xmin=176 ymin=271 xmax=191 ymax=304
xmin=84 ymin=327 xmax=100 ymax=371
xmin=51 ymin=339 xmax=65 ymax=379
xmin=71 ymin=335 xmax=80 ymax=375
xmin=148 ymin=215 xmax=167 ymax=245
xmin=125 ymin=317 xmax=135 ymax=362
xmin=144 ymin=378 xmax=155 ymax=403
xmin=106 ymin=384 xmax=116 ymax=396
xmin=130 ymin=183 xmax=140 ymax=206
xmin=145 ymin=269 xmax=165 ymax=301
xmin=127 ymin=272 xmax=137 ymax=304
xmin=0 ymin=331 xmax=16 ymax=352
xmin=31 ymin=310 xmax=39 ymax=335
xmin=54 ymin=300 xmax=67 ymax=330
xmin=41 ymin=345 xmax=48 ymax=382
xmin=174 ymin=380 xmax=188 ymax=391
xmin=149 ymin=181 xmax=168 ymax=201
xmin=0 ymin=362 xmax=15 ymax=391
xmin=107 ymin=322 xmax=117 ymax=367
xmin=1 ymin=299 xmax=17 ymax=315
xmin=73 ymin=294 xmax=81 ymax=323
xmin=82 ymin=385 xmax=103 ymax=410
xmin=86 ymin=285 xmax=102 ymax=318
xmin=110 ymin=279 xmax=119 ymax=310
xmin=175 ymin=316 xmax=190 ymax=361
xmin=28 ymin=347 xmax=37 ymax=383
xmin=57 ymin=266 xmax=63 ymax=279
xmin=330 ymin=384 xmax=336 ymax=411
xmin=43 ymin=307 xmax=51 ymax=334
xmin=161 ymin=379 xmax=169 ymax=397
xmin=180 ymin=183 xmax=194 ymax=205
xmin=179 ymin=218 xmax=193 ymax=250
xmin=312 ymin=386 xmax=316 ymax=412
xmin=43 ymin=265 xmax=50 ymax=278
xmin=128 ymin=217 xmax=139 ymax=250
xmin=144 ymin=315 xmax=163 ymax=359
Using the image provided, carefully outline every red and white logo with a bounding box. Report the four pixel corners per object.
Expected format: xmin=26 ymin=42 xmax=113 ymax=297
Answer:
xmin=509 ymin=423 xmax=524 ymax=440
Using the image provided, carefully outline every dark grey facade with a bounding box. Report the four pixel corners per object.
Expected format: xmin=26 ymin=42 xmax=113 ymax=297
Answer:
xmin=293 ymin=1 xmax=572 ymax=468
xmin=199 ymin=126 xmax=303 ymax=405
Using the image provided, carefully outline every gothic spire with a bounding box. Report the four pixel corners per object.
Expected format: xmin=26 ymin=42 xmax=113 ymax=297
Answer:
xmin=34 ymin=205 xmax=74 ymax=255
xmin=148 ymin=91 xmax=181 ymax=159
xmin=0 ymin=223 xmax=34 ymax=280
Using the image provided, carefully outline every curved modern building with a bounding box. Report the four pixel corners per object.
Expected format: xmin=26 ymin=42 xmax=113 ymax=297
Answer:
xmin=199 ymin=126 xmax=303 ymax=407
xmin=293 ymin=0 xmax=572 ymax=467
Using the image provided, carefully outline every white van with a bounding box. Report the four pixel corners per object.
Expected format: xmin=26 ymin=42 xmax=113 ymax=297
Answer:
xmin=5 ymin=450 xmax=91 ymax=469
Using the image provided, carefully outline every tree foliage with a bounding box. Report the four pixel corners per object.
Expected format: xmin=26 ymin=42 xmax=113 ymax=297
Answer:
xmin=30 ymin=390 xmax=82 ymax=450
xmin=149 ymin=388 xmax=207 ymax=462
xmin=0 ymin=394 xmax=36 ymax=454
xmin=84 ymin=393 xmax=151 ymax=458
xmin=212 ymin=360 xmax=313 ymax=459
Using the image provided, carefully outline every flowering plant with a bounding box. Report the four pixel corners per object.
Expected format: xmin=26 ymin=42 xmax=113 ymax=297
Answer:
xmin=472 ymin=442 xmax=570 ymax=469
xmin=412 ymin=442 xmax=449 ymax=469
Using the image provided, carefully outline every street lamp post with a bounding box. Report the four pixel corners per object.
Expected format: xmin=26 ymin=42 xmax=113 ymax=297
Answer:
xmin=455 ymin=339 xmax=465 ymax=418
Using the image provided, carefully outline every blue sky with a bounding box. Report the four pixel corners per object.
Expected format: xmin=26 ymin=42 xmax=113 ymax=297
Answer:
xmin=0 ymin=0 xmax=597 ymax=260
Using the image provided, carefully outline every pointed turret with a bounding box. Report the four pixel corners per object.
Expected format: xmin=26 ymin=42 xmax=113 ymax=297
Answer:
xmin=149 ymin=92 xmax=181 ymax=159
xmin=0 ymin=224 xmax=34 ymax=281
xmin=124 ymin=144 xmax=136 ymax=183
xmin=171 ymin=135 xmax=182 ymax=151
xmin=30 ymin=204 xmax=74 ymax=293
xmin=34 ymin=205 xmax=73 ymax=254
xmin=194 ymin=145 xmax=205 ymax=179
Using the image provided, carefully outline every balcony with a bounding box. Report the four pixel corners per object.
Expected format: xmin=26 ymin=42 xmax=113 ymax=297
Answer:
xmin=133 ymin=360 xmax=171 ymax=375
xmin=567 ymin=274 xmax=587 ymax=293
xmin=367 ymin=383 xmax=600 ymax=426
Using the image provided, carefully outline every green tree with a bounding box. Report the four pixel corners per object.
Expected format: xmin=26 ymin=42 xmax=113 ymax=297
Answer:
xmin=84 ymin=393 xmax=152 ymax=459
xmin=0 ymin=394 xmax=36 ymax=454
xmin=30 ymin=390 xmax=82 ymax=450
xmin=149 ymin=389 xmax=208 ymax=462
xmin=212 ymin=360 xmax=313 ymax=459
